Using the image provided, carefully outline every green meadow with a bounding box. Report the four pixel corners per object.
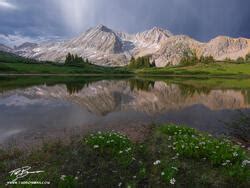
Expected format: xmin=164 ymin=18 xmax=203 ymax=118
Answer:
xmin=1 ymin=124 xmax=249 ymax=187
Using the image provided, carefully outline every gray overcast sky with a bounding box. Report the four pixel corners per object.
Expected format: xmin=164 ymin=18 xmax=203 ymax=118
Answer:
xmin=0 ymin=0 xmax=250 ymax=46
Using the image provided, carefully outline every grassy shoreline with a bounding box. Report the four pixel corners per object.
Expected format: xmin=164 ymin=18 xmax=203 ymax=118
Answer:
xmin=0 ymin=124 xmax=249 ymax=187
xmin=2 ymin=51 xmax=250 ymax=77
xmin=137 ymin=62 xmax=250 ymax=78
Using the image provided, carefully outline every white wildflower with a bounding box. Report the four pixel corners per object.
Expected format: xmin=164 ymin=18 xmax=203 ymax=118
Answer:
xmin=60 ymin=175 xmax=66 ymax=181
xmin=153 ymin=160 xmax=161 ymax=165
xmin=242 ymin=160 xmax=250 ymax=167
xmin=161 ymin=172 xmax=165 ymax=176
xmin=170 ymin=178 xmax=176 ymax=185
xmin=94 ymin=145 xmax=99 ymax=149
xmin=233 ymin=152 xmax=238 ymax=157
xmin=126 ymin=147 xmax=132 ymax=152
xmin=172 ymin=167 xmax=178 ymax=171
xmin=222 ymin=163 xmax=227 ymax=166
xmin=172 ymin=156 xmax=178 ymax=160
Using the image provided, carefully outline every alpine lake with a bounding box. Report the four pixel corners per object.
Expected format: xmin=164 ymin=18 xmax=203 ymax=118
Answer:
xmin=0 ymin=75 xmax=249 ymax=149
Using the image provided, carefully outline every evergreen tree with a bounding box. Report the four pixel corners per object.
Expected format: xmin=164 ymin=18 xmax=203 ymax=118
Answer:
xmin=180 ymin=50 xmax=199 ymax=66
xmin=65 ymin=53 xmax=87 ymax=65
xmin=86 ymin=58 xmax=89 ymax=64
xmin=245 ymin=53 xmax=250 ymax=62
xmin=151 ymin=60 xmax=156 ymax=67
xmin=236 ymin=57 xmax=245 ymax=64
xmin=200 ymin=55 xmax=215 ymax=64
xmin=130 ymin=56 xmax=135 ymax=64
xmin=65 ymin=53 xmax=72 ymax=64
xmin=128 ymin=56 xmax=154 ymax=69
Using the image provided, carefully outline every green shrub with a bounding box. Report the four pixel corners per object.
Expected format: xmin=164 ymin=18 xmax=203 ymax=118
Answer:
xmin=200 ymin=55 xmax=216 ymax=64
xmin=236 ymin=57 xmax=245 ymax=64
xmin=245 ymin=53 xmax=250 ymax=62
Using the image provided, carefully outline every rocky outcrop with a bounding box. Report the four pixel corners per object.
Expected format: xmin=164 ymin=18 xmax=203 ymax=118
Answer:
xmin=153 ymin=35 xmax=203 ymax=66
xmin=201 ymin=36 xmax=250 ymax=60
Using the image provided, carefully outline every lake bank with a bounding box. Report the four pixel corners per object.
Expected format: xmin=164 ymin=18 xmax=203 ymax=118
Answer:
xmin=137 ymin=63 xmax=250 ymax=78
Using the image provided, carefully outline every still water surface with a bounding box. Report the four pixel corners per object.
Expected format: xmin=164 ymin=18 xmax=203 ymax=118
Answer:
xmin=0 ymin=76 xmax=249 ymax=148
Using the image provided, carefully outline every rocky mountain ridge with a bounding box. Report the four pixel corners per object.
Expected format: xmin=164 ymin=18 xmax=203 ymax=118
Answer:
xmin=2 ymin=25 xmax=250 ymax=67
xmin=0 ymin=43 xmax=13 ymax=53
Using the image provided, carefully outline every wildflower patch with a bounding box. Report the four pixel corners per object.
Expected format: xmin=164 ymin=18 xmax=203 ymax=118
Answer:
xmin=85 ymin=131 xmax=135 ymax=166
xmin=159 ymin=124 xmax=247 ymax=166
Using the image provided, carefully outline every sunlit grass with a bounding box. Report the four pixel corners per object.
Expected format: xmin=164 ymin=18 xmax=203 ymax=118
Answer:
xmin=138 ymin=62 xmax=250 ymax=77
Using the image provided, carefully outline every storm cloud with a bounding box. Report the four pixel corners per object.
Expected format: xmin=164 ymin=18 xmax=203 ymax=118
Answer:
xmin=0 ymin=0 xmax=250 ymax=46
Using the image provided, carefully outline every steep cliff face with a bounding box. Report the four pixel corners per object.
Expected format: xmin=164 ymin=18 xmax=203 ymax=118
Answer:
xmin=67 ymin=25 xmax=123 ymax=54
xmin=12 ymin=25 xmax=250 ymax=67
xmin=152 ymin=35 xmax=203 ymax=66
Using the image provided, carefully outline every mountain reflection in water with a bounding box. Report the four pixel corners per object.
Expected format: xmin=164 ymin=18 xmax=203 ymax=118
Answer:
xmin=0 ymin=77 xmax=250 ymax=148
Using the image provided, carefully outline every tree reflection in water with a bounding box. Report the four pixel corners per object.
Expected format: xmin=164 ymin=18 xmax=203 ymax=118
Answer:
xmin=129 ymin=79 xmax=155 ymax=91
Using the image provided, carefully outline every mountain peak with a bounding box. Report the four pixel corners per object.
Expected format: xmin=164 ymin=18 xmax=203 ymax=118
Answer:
xmin=147 ymin=26 xmax=173 ymax=37
xmin=15 ymin=42 xmax=38 ymax=50
xmin=94 ymin=24 xmax=113 ymax=32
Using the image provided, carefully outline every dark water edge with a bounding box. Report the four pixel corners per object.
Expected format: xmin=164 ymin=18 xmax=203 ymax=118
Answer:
xmin=0 ymin=76 xmax=250 ymax=149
